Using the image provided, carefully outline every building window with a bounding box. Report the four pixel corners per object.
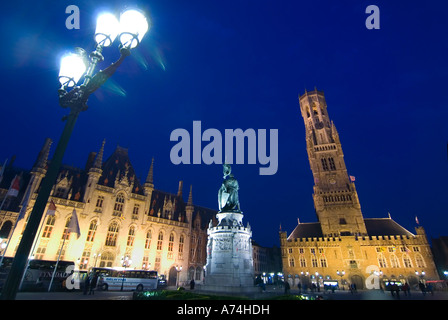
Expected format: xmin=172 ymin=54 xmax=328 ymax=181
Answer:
xmin=312 ymin=257 xmax=319 ymax=267
xmin=390 ymin=255 xmax=400 ymax=268
xmin=378 ymin=254 xmax=387 ymax=268
xmin=42 ymin=215 xmax=56 ymax=238
xmin=86 ymin=219 xmax=98 ymax=242
xmin=289 ymin=258 xmax=295 ymax=267
xmin=299 ymin=256 xmax=306 ymax=267
xmin=168 ymin=233 xmax=174 ymax=259
xmin=142 ymin=256 xmax=150 ymax=270
xmin=328 ymin=157 xmax=336 ymax=170
xmin=62 ymin=217 xmax=72 ymax=240
xmin=96 ymin=196 xmax=104 ymax=208
xmin=80 ymin=251 xmax=91 ymax=270
xmin=145 ymin=230 xmax=152 ymax=249
xmin=105 ymin=222 xmax=119 ymax=247
xmin=157 ymin=232 xmax=163 ymax=251
xmin=321 ymin=158 xmax=329 ymax=171
xmin=127 ymin=226 xmax=135 ymax=247
xmin=403 ymin=255 xmax=412 ymax=268
xmin=113 ymin=194 xmax=125 ymax=217
xmin=320 ymin=256 xmax=327 ymax=267
xmin=99 ymin=252 xmax=115 ymax=268
xmin=132 ymin=204 xmax=140 ymax=220
xmin=339 ymin=218 xmax=347 ymax=225
xmin=415 ymin=255 xmax=425 ymax=268
xmin=179 ymin=235 xmax=184 ymax=260
xmin=35 ymin=245 xmax=46 ymax=260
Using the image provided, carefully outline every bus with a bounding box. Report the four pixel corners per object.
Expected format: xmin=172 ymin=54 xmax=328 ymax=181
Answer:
xmin=0 ymin=258 xmax=75 ymax=292
xmin=93 ymin=268 xmax=158 ymax=291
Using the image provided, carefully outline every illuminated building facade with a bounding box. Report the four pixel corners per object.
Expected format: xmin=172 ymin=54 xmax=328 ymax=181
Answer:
xmin=280 ymin=89 xmax=439 ymax=290
xmin=0 ymin=140 xmax=215 ymax=286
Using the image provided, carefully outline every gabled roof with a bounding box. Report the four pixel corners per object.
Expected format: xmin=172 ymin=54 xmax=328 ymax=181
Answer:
xmin=98 ymin=145 xmax=144 ymax=195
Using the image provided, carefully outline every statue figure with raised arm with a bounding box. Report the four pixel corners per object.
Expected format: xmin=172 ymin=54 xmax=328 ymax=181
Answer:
xmin=218 ymin=163 xmax=241 ymax=213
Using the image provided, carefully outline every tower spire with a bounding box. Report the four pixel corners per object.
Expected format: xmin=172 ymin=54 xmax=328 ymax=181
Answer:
xmin=146 ymin=157 xmax=154 ymax=185
xmin=93 ymin=139 xmax=105 ymax=169
xmin=187 ymin=184 xmax=193 ymax=206
xmin=33 ymin=138 xmax=52 ymax=170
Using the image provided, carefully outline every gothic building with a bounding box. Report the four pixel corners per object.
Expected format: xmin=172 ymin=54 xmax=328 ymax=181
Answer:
xmin=0 ymin=139 xmax=216 ymax=286
xmin=280 ymin=89 xmax=439 ymax=290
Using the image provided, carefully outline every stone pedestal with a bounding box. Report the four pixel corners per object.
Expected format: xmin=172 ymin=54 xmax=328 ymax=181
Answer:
xmin=202 ymin=211 xmax=257 ymax=293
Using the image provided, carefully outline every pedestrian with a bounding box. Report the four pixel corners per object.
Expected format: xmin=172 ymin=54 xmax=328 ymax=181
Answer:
xmin=83 ymin=274 xmax=91 ymax=295
xmin=89 ymin=273 xmax=98 ymax=295
xmin=284 ymin=280 xmax=290 ymax=294
xmin=402 ymin=283 xmax=410 ymax=296
xmin=297 ymin=282 xmax=302 ymax=294
xmin=190 ymin=279 xmax=195 ymax=290
xmin=427 ymin=283 xmax=434 ymax=295
xmin=418 ymin=281 xmax=426 ymax=296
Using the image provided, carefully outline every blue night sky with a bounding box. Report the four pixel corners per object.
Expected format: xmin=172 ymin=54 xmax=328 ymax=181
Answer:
xmin=0 ymin=0 xmax=447 ymax=247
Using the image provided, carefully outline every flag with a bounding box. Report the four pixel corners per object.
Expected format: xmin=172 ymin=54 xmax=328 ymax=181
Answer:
xmin=415 ymin=216 xmax=420 ymax=225
xmin=0 ymin=159 xmax=7 ymax=185
xmin=349 ymin=175 xmax=356 ymax=182
xmin=68 ymin=209 xmax=81 ymax=239
xmin=6 ymin=175 xmax=20 ymax=197
xmin=17 ymin=186 xmax=32 ymax=221
xmin=46 ymin=200 xmax=57 ymax=216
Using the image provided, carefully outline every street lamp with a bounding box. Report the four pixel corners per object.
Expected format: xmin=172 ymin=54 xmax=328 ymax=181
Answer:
xmin=176 ymin=265 xmax=182 ymax=289
xmin=120 ymin=256 xmax=132 ymax=291
xmin=337 ymin=270 xmax=345 ymax=290
xmin=0 ymin=8 xmax=149 ymax=300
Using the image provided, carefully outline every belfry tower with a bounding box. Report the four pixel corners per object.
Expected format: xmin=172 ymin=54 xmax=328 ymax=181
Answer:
xmin=299 ymin=89 xmax=367 ymax=237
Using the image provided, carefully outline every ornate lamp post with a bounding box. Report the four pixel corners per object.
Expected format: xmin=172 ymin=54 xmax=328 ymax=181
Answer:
xmin=176 ymin=265 xmax=183 ymax=288
xmin=0 ymin=8 xmax=149 ymax=300
xmin=337 ymin=270 xmax=345 ymax=290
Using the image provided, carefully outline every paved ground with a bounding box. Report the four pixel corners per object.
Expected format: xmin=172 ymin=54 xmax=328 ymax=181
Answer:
xmin=12 ymin=286 xmax=448 ymax=300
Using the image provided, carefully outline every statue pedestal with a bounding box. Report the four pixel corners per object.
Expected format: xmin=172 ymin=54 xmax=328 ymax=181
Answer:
xmin=202 ymin=211 xmax=256 ymax=294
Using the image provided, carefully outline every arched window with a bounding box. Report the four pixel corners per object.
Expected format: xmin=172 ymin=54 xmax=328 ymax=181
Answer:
xmin=105 ymin=222 xmax=119 ymax=247
xmin=403 ymin=254 xmax=412 ymax=268
xmin=127 ymin=226 xmax=136 ymax=247
xmin=145 ymin=230 xmax=152 ymax=249
xmin=390 ymin=254 xmax=400 ymax=268
xmin=378 ymin=254 xmax=387 ymax=268
xmin=86 ymin=219 xmax=98 ymax=242
xmin=157 ymin=231 xmax=163 ymax=251
xmin=168 ymin=232 xmax=175 ymax=258
xmin=415 ymin=254 xmax=426 ymax=268
xmin=179 ymin=235 xmax=184 ymax=259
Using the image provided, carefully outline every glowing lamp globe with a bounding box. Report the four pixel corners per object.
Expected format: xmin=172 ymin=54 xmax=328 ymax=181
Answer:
xmin=58 ymin=53 xmax=87 ymax=88
xmin=119 ymin=9 xmax=149 ymax=49
xmin=94 ymin=13 xmax=120 ymax=47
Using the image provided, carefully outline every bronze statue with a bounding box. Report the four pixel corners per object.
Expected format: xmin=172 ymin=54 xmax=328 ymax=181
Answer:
xmin=218 ymin=164 xmax=241 ymax=212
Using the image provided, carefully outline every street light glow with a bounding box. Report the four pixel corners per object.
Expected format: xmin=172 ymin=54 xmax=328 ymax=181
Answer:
xmin=95 ymin=13 xmax=120 ymax=47
xmin=119 ymin=9 xmax=149 ymax=49
xmin=58 ymin=53 xmax=87 ymax=87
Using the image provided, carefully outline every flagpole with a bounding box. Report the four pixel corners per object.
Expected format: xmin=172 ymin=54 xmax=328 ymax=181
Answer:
xmin=48 ymin=235 xmax=66 ymax=292
xmin=18 ymin=206 xmax=51 ymax=291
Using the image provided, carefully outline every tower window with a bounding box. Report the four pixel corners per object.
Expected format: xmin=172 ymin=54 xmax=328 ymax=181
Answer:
xmin=328 ymin=158 xmax=336 ymax=170
xmin=339 ymin=218 xmax=347 ymax=225
xmin=321 ymin=158 xmax=329 ymax=171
